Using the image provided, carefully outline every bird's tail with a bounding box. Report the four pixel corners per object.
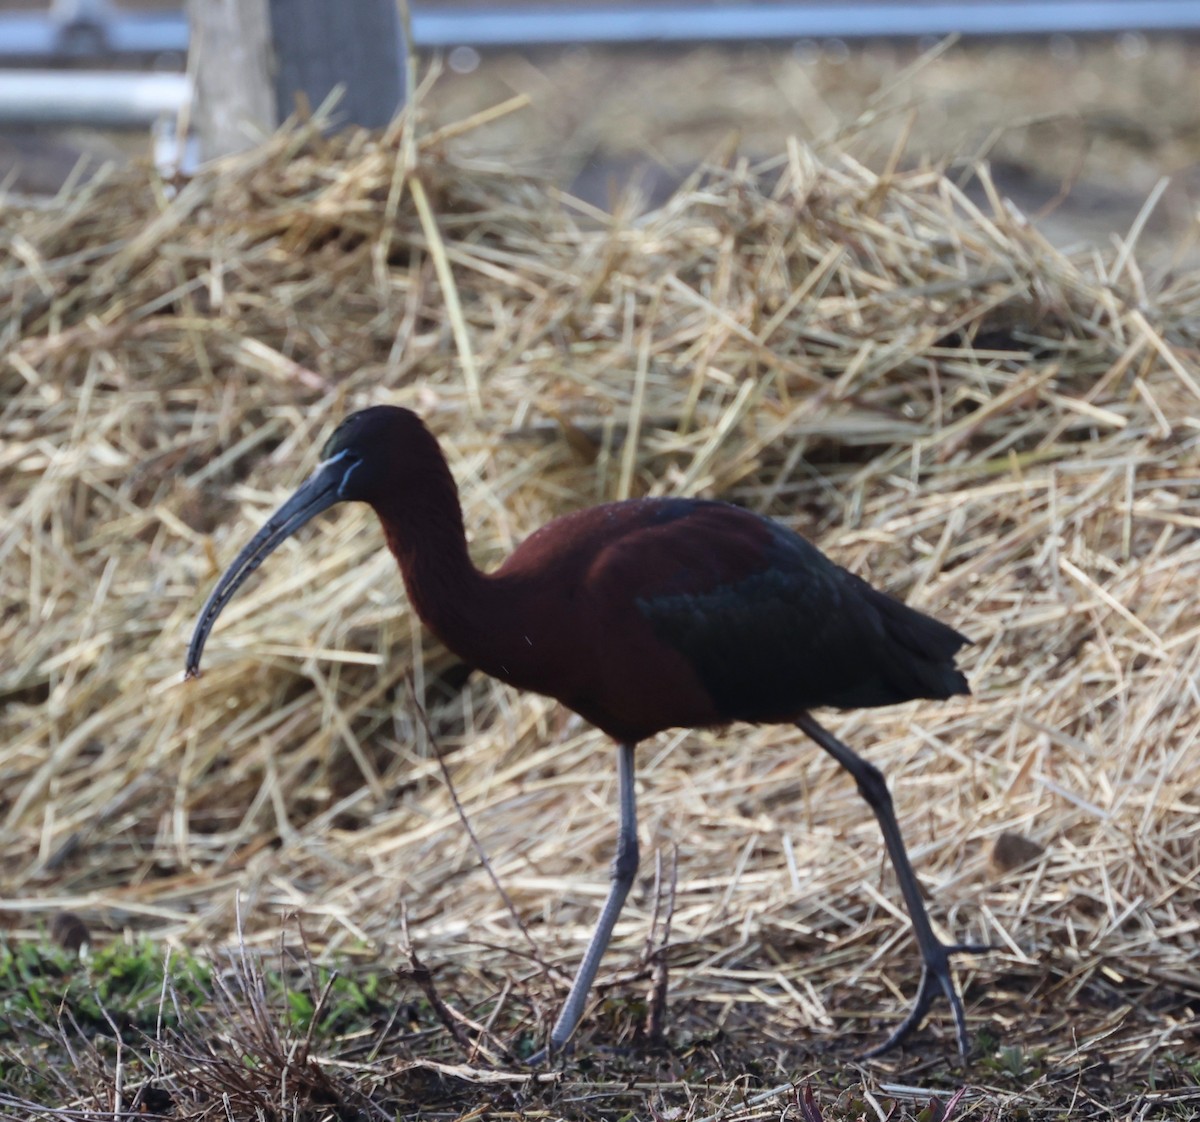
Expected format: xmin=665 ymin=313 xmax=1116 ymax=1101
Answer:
xmin=860 ymin=580 xmax=972 ymax=702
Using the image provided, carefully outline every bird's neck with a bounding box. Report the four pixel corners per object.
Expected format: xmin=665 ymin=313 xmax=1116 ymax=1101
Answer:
xmin=371 ymin=466 xmax=497 ymax=664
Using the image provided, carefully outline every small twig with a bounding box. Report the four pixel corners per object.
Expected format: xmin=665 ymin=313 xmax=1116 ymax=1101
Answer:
xmin=644 ymin=846 xmax=679 ymax=1046
xmin=291 ymin=916 xmax=328 ymax=1062
xmin=406 ymin=675 xmax=560 ymax=984
xmin=396 ymin=909 xmax=508 ymax=1064
xmin=398 ymin=945 xmax=473 ymax=1055
xmin=101 ymin=1006 xmax=124 ymax=1116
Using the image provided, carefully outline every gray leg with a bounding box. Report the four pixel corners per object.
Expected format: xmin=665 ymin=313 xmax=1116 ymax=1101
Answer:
xmin=530 ymin=741 xmax=639 ymax=1062
xmin=796 ymin=712 xmax=988 ymax=1059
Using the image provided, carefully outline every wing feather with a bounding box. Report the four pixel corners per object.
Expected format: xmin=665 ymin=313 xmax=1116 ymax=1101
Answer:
xmin=624 ymin=505 xmax=969 ymax=720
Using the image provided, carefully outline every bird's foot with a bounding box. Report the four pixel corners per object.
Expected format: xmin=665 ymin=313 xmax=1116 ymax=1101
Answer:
xmin=861 ymin=939 xmax=993 ymax=1062
xmin=522 ymin=1039 xmax=573 ymax=1068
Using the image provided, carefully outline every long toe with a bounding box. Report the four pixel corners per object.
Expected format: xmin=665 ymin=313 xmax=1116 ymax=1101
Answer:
xmin=523 ymin=1047 xmax=548 ymax=1068
xmin=522 ymin=1038 xmax=576 ymax=1068
xmin=863 ymin=940 xmax=980 ymax=1061
xmin=859 ymin=963 xmax=940 ymax=1059
xmin=935 ymin=958 xmax=971 ymax=1060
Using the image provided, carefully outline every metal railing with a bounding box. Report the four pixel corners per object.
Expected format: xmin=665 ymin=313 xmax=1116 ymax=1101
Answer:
xmin=1 ymin=1 xmax=1198 ymax=63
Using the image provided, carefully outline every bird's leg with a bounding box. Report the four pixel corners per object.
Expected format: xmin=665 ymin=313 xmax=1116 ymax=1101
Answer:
xmin=795 ymin=712 xmax=988 ymax=1059
xmin=529 ymin=741 xmax=639 ymax=1063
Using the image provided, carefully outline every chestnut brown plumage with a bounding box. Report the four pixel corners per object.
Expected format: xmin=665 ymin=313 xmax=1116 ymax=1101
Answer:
xmin=186 ymin=405 xmax=986 ymax=1061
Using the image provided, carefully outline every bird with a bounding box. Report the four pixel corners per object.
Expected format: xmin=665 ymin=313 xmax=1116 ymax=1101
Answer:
xmin=186 ymin=404 xmax=986 ymax=1061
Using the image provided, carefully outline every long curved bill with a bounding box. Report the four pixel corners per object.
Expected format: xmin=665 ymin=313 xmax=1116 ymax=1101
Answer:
xmin=185 ymin=458 xmax=348 ymax=678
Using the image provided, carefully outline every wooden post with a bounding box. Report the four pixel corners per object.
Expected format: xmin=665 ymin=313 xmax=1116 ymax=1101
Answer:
xmin=188 ymin=0 xmax=406 ymax=159
xmin=188 ymin=0 xmax=274 ymax=158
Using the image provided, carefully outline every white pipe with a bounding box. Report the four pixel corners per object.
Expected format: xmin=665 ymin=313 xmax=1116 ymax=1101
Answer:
xmin=0 ymin=70 xmax=189 ymax=126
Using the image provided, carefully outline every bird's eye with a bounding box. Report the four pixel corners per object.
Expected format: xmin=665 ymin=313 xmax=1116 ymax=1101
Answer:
xmin=321 ymin=415 xmax=361 ymax=460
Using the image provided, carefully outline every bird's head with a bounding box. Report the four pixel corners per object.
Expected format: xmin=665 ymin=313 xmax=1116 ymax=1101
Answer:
xmin=314 ymin=405 xmax=433 ymax=504
xmin=184 ymin=405 xmax=429 ymax=677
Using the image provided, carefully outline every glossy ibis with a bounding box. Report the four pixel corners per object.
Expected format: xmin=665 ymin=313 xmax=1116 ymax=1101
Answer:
xmin=186 ymin=405 xmax=985 ymax=1060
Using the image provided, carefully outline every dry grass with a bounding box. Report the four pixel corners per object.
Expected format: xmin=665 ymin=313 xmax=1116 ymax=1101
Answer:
xmin=2 ymin=68 xmax=1199 ymax=1118
xmin=422 ymin=36 xmax=1200 ymax=259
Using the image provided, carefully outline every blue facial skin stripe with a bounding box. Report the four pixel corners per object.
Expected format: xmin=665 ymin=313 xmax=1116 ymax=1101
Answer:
xmin=318 ymin=448 xmax=360 ymax=498
xmin=338 ymin=459 xmax=360 ymax=498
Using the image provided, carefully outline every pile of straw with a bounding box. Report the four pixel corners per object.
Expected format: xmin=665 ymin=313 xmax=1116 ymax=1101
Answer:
xmin=2 ymin=96 xmax=1198 ymax=1066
